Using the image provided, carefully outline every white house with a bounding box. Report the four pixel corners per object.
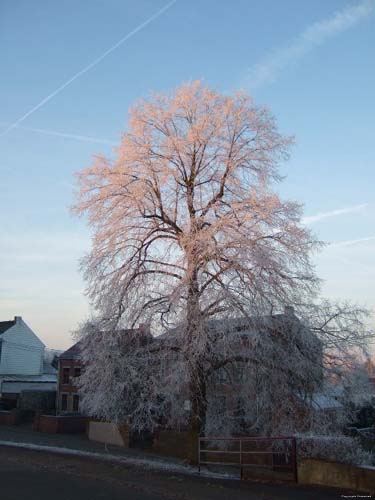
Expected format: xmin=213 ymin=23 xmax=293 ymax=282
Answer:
xmin=0 ymin=316 xmax=57 ymax=400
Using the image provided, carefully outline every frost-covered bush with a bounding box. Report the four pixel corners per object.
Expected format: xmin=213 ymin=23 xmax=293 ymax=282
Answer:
xmin=297 ymin=434 xmax=374 ymax=466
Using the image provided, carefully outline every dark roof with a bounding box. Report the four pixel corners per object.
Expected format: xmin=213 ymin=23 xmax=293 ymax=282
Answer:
xmin=43 ymin=360 xmax=58 ymax=375
xmin=58 ymin=326 xmax=148 ymax=361
xmin=59 ymin=341 xmax=82 ymax=360
xmin=0 ymin=320 xmax=16 ymax=335
xmin=158 ymin=313 xmax=302 ymax=340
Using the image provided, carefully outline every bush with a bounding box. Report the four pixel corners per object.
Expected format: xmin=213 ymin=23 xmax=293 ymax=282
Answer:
xmin=296 ymin=434 xmax=374 ymax=466
xmin=352 ymin=403 xmax=375 ymax=428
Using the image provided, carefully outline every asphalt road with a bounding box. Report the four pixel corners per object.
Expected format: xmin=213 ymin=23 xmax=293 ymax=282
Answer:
xmin=0 ymin=446 xmax=355 ymax=500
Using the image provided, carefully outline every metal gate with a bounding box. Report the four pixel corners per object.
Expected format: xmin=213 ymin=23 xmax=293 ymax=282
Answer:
xmin=198 ymin=436 xmax=297 ymax=482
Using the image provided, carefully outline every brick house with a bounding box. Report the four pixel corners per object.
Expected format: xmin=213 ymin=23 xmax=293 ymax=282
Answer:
xmin=57 ymin=314 xmax=322 ymax=430
xmin=156 ymin=308 xmax=323 ymax=433
xmin=57 ymin=341 xmax=82 ymax=414
xmin=57 ymin=325 xmax=150 ymax=415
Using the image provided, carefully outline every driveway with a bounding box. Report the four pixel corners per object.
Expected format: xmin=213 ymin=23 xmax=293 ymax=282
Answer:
xmin=0 ymin=446 xmax=355 ymax=500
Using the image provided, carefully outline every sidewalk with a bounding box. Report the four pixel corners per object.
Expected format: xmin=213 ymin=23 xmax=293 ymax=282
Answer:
xmin=0 ymin=423 xmax=195 ymax=475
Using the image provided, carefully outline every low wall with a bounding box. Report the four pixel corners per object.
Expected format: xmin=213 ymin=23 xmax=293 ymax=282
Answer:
xmin=33 ymin=414 xmax=88 ymax=434
xmin=88 ymin=421 xmax=130 ymax=447
xmin=0 ymin=410 xmax=20 ymax=425
xmin=152 ymin=429 xmax=190 ymax=460
xmin=298 ymin=458 xmax=375 ymax=494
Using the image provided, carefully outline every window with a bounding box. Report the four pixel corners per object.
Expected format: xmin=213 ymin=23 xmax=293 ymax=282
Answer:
xmin=233 ymin=365 xmax=244 ymax=383
xmin=61 ymin=394 xmax=68 ymax=411
xmin=233 ymin=397 xmax=245 ymax=418
xmin=74 ymin=367 xmax=81 ymax=378
xmin=215 ymin=395 xmax=227 ymax=414
xmin=72 ymin=394 xmax=79 ymax=412
xmin=215 ymin=367 xmax=229 ymax=383
xmin=62 ymin=367 xmax=70 ymax=384
xmin=160 ymin=356 xmax=171 ymax=378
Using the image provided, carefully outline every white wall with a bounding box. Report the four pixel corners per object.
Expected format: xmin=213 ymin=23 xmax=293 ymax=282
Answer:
xmin=88 ymin=422 xmax=128 ymax=447
xmin=0 ymin=317 xmax=45 ymax=375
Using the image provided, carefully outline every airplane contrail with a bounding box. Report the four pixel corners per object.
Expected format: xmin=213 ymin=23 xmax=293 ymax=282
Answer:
xmin=302 ymin=203 xmax=368 ymax=224
xmin=242 ymin=0 xmax=375 ymax=90
xmin=0 ymin=0 xmax=177 ymax=138
xmin=329 ymin=236 xmax=375 ymax=248
xmin=0 ymin=122 xmax=117 ymax=145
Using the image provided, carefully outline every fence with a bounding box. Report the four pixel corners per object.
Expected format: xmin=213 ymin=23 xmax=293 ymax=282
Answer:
xmin=198 ymin=436 xmax=297 ymax=482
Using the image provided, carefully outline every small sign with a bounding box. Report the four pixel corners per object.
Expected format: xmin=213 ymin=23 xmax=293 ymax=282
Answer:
xmin=184 ymin=399 xmax=191 ymax=411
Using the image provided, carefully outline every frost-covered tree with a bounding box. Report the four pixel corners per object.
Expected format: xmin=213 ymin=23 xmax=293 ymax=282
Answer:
xmin=73 ymin=82 xmax=372 ymax=462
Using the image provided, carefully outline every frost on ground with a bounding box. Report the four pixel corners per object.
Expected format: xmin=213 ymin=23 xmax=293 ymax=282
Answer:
xmin=0 ymin=440 xmax=235 ymax=479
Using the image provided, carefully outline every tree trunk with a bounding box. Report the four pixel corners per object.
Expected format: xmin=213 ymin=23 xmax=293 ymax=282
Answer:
xmin=185 ymin=268 xmax=207 ymax=464
xmin=187 ymin=362 xmax=207 ymax=464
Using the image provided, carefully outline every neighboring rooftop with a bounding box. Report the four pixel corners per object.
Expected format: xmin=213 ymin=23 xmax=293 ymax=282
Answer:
xmin=0 ymin=316 xmax=24 ymax=335
xmin=0 ymin=319 xmax=16 ymax=335
xmin=59 ymin=341 xmax=83 ymax=360
xmin=59 ymin=325 xmax=150 ymax=360
xmin=43 ymin=359 xmax=58 ymax=375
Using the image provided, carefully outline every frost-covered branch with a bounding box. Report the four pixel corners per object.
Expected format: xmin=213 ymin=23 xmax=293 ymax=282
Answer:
xmin=73 ymin=83 xmax=374 ymax=461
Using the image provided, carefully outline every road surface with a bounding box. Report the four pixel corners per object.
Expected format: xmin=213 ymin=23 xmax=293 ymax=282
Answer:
xmin=0 ymin=446 xmax=354 ymax=499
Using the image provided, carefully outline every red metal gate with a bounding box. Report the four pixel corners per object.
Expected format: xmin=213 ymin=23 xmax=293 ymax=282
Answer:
xmin=198 ymin=436 xmax=297 ymax=482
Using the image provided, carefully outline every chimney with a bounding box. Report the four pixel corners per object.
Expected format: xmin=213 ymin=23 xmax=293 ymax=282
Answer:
xmin=14 ymin=316 xmax=22 ymax=324
xmin=284 ymin=306 xmax=295 ymax=317
xmin=138 ymin=323 xmax=152 ymax=346
xmin=139 ymin=323 xmax=151 ymax=336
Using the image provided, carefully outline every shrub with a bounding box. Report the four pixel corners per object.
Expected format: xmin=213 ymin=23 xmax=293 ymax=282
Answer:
xmin=296 ymin=434 xmax=374 ymax=466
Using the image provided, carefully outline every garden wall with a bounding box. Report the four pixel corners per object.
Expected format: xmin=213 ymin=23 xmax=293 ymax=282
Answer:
xmin=0 ymin=409 xmax=20 ymax=425
xmin=152 ymin=429 xmax=190 ymax=459
xmin=33 ymin=414 xmax=88 ymax=434
xmin=298 ymin=458 xmax=375 ymax=494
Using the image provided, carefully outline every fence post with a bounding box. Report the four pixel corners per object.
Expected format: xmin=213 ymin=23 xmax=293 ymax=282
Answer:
xmin=198 ymin=437 xmax=201 ymax=474
xmin=240 ymin=438 xmax=243 ymax=480
xmin=292 ymin=437 xmax=298 ymax=483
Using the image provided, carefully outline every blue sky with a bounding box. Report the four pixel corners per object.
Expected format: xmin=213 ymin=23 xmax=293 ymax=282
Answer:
xmin=1 ymin=0 xmax=374 ymax=349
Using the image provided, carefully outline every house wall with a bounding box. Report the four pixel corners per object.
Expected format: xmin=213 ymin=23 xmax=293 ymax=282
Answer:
xmin=19 ymin=390 xmax=56 ymax=412
xmin=0 ymin=318 xmax=44 ymax=375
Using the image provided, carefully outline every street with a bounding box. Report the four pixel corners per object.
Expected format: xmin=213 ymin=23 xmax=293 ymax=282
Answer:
xmin=0 ymin=446 xmax=354 ymax=500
